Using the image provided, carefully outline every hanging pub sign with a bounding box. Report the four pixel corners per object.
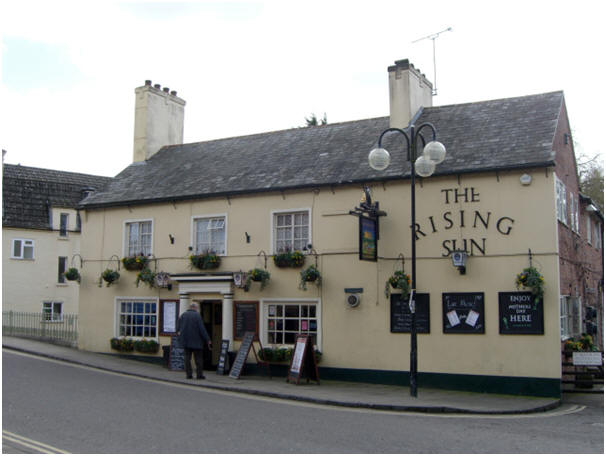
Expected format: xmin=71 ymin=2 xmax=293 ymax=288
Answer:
xmin=390 ymin=293 xmax=430 ymax=333
xmin=498 ymin=292 xmax=544 ymax=334
xmin=359 ymin=216 xmax=378 ymax=262
xmin=349 ymin=186 xmax=386 ymax=263
xmin=442 ymin=292 xmax=485 ymax=333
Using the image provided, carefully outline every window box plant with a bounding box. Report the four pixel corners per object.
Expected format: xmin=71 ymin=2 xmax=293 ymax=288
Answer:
xmin=299 ymin=265 xmax=322 ymax=290
xmin=245 ymin=268 xmax=270 ymax=290
xmin=515 ymin=266 xmax=544 ymax=304
xmin=189 ymin=251 xmax=221 ymax=270
xmin=136 ymin=268 xmax=156 ymax=288
xmin=101 ymin=269 xmax=120 ymax=287
xmin=385 ymin=270 xmax=411 ymax=298
xmin=273 ymin=249 xmax=305 ymax=268
xmin=110 ymin=337 xmax=134 ymax=352
xmin=258 ymin=347 xmax=321 ymax=364
xmin=133 ymin=339 xmax=160 ymax=353
xmin=122 ymin=255 xmax=149 ymax=271
xmin=64 ymin=267 xmax=81 ymax=282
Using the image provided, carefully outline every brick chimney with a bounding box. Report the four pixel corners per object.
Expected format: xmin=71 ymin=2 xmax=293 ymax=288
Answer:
xmin=388 ymin=59 xmax=433 ymax=129
xmin=133 ymin=80 xmax=186 ymax=162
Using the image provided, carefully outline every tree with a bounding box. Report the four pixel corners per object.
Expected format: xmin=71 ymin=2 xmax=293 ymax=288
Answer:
xmin=577 ymin=150 xmax=604 ymax=210
xmin=304 ymin=113 xmax=327 ymax=127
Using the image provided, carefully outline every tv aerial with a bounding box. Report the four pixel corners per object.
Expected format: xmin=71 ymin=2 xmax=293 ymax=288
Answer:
xmin=412 ymin=27 xmax=452 ymax=96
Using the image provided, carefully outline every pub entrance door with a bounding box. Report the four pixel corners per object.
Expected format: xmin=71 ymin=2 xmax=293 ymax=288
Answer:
xmin=199 ymin=300 xmax=222 ymax=369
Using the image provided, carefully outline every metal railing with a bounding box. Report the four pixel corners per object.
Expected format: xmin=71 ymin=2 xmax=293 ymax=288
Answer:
xmin=2 ymin=311 xmax=78 ymax=347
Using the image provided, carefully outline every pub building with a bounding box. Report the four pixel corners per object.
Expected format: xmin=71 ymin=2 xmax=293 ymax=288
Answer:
xmin=77 ymin=60 xmax=603 ymax=397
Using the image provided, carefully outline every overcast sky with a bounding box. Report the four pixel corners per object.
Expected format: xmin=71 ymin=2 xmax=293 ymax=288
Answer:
xmin=1 ymin=0 xmax=605 ymax=177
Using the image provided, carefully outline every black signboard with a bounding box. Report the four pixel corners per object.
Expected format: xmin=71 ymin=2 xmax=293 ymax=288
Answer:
xmin=168 ymin=336 xmax=185 ymax=371
xmin=390 ymin=293 xmax=430 ymax=333
xmin=498 ymin=292 xmax=544 ymax=334
xmin=229 ymin=332 xmax=255 ymax=379
xmin=442 ymin=293 xmax=485 ymax=333
xmin=216 ymin=339 xmax=231 ymax=375
xmin=234 ymin=302 xmax=258 ymax=340
xmin=359 ymin=216 xmax=378 ymax=262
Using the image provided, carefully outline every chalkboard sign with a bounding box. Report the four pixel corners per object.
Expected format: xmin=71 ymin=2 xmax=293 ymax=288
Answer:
xmin=287 ymin=335 xmax=320 ymax=385
xmin=169 ymin=336 xmax=185 ymax=371
xmin=390 ymin=293 xmax=430 ymax=333
xmin=234 ymin=302 xmax=258 ymax=340
xmin=216 ymin=339 xmax=231 ymax=375
xmin=442 ymin=292 xmax=485 ymax=333
xmin=498 ymin=292 xmax=544 ymax=334
xmin=229 ymin=332 xmax=255 ymax=379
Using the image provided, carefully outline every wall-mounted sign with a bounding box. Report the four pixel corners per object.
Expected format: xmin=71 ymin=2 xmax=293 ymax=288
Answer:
xmin=442 ymin=292 xmax=485 ymax=333
xmin=359 ymin=216 xmax=378 ymax=262
xmin=233 ymin=302 xmax=258 ymax=340
xmin=498 ymin=292 xmax=544 ymax=335
xmin=159 ymin=300 xmax=179 ymax=336
xmin=390 ymin=293 xmax=430 ymax=333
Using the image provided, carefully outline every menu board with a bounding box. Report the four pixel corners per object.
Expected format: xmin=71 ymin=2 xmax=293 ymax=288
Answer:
xmin=234 ymin=302 xmax=258 ymax=340
xmin=159 ymin=300 xmax=179 ymax=336
xmin=216 ymin=339 xmax=231 ymax=375
xmin=498 ymin=292 xmax=544 ymax=334
xmin=168 ymin=336 xmax=185 ymax=371
xmin=442 ymin=293 xmax=484 ymax=333
xmin=390 ymin=293 xmax=430 ymax=333
xmin=229 ymin=332 xmax=255 ymax=379
xmin=286 ymin=335 xmax=319 ymax=385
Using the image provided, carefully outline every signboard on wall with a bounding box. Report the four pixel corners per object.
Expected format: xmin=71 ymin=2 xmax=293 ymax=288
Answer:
xmin=498 ymin=292 xmax=544 ymax=334
xmin=442 ymin=292 xmax=485 ymax=333
xmin=233 ymin=302 xmax=258 ymax=340
xmin=159 ymin=300 xmax=179 ymax=336
xmin=390 ymin=293 xmax=430 ymax=333
xmin=359 ymin=216 xmax=378 ymax=262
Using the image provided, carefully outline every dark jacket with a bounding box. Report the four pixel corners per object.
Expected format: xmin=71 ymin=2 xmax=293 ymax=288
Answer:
xmin=177 ymin=309 xmax=210 ymax=349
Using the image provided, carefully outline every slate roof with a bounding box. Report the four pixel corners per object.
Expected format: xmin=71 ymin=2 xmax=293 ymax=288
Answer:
xmin=2 ymin=164 xmax=113 ymax=230
xmin=81 ymin=91 xmax=563 ymax=209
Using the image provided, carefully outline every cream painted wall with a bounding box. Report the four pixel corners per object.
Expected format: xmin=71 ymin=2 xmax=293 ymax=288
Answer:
xmin=78 ymin=168 xmax=561 ymax=379
xmin=2 ymin=227 xmax=80 ymax=314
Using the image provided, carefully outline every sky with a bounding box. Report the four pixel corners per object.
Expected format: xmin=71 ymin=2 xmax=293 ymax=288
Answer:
xmin=1 ymin=0 xmax=605 ymax=177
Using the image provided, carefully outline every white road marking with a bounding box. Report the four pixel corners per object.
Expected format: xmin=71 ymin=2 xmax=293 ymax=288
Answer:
xmin=2 ymin=429 xmax=70 ymax=454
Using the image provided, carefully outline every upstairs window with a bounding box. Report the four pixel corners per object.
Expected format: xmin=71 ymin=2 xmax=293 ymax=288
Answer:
xmin=11 ymin=239 xmax=34 ymax=259
xmin=194 ymin=216 xmax=226 ymax=255
xmin=273 ymin=210 xmax=310 ymax=252
xmin=58 ymin=257 xmax=67 ymax=283
xmin=555 ymin=178 xmax=567 ymax=225
xmin=587 ymin=216 xmax=592 ymax=245
xmin=569 ymin=192 xmax=579 ymax=233
xmin=43 ymin=301 xmax=63 ymax=322
xmin=125 ymin=220 xmax=153 ymax=256
xmin=59 ymin=213 xmax=69 ymax=237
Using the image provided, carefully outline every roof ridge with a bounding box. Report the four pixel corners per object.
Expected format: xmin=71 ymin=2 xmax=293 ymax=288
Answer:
xmin=428 ymin=90 xmax=564 ymax=111
xmin=3 ymin=163 xmax=113 ymax=181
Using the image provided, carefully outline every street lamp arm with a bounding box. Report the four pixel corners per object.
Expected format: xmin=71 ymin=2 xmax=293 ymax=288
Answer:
xmin=413 ymin=122 xmax=438 ymax=146
xmin=377 ymin=128 xmax=411 ymax=154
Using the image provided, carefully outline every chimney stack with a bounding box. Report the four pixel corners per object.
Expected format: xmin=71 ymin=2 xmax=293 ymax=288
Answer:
xmin=388 ymin=59 xmax=433 ymax=129
xmin=133 ymin=80 xmax=186 ymax=162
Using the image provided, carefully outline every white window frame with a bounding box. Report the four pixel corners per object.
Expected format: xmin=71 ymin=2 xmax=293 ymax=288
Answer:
xmin=594 ymin=223 xmax=603 ymax=249
xmin=42 ymin=301 xmax=63 ymax=322
xmin=114 ymin=297 xmax=159 ymax=339
xmin=123 ymin=219 xmax=154 ymax=257
xmin=555 ymin=178 xmax=567 ymax=225
xmin=57 ymin=256 xmax=67 ymax=284
xmin=259 ymin=298 xmax=321 ymax=349
xmin=560 ymin=295 xmax=582 ymax=340
xmin=59 ymin=212 xmax=69 ymax=237
xmin=191 ymin=213 xmax=227 ymax=255
xmin=569 ymin=192 xmax=579 ymax=233
xmin=587 ymin=216 xmax=593 ymax=245
xmin=270 ymin=208 xmax=311 ymax=254
xmin=11 ymin=238 xmax=35 ymax=259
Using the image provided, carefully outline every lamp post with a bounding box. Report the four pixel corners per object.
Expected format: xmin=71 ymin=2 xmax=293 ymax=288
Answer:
xmin=368 ymin=123 xmax=446 ymax=397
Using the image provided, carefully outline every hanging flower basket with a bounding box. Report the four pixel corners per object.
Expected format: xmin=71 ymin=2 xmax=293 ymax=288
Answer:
xmin=64 ymin=267 xmax=81 ymax=282
xmin=273 ymin=249 xmax=305 ymax=268
xmin=101 ymin=269 xmax=120 ymax=287
xmin=136 ymin=268 xmax=156 ymax=288
xmin=299 ymin=265 xmax=322 ymax=290
xmin=245 ymin=268 xmax=270 ymax=290
xmin=122 ymin=255 xmax=149 ymax=271
xmin=385 ymin=270 xmax=411 ymax=298
xmin=189 ymin=252 xmax=221 ymax=270
xmin=515 ymin=266 xmax=544 ymax=304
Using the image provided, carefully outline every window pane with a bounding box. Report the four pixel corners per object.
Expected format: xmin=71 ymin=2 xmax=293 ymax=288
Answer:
xmin=285 ymin=305 xmax=299 ymax=317
xmin=285 ymin=333 xmax=295 ymax=344
xmin=285 ymin=320 xmax=299 ymax=331
xmin=13 ymin=240 xmax=22 ymax=257
xmin=23 ymin=245 xmax=34 ymax=259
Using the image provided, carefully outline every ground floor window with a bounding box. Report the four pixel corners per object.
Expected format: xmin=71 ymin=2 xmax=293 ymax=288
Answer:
xmin=560 ymin=296 xmax=581 ymax=340
xmin=264 ymin=301 xmax=318 ymax=345
xmin=117 ymin=300 xmax=157 ymax=338
xmin=42 ymin=301 xmax=63 ymax=321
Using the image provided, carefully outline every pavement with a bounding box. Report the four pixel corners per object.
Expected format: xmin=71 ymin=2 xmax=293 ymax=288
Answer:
xmin=2 ymin=336 xmax=563 ymax=415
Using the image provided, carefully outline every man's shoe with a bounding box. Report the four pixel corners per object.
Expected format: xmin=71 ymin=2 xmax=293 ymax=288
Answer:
xmin=186 ymin=375 xmax=193 ymax=379
xmin=197 ymin=375 xmax=206 ymax=380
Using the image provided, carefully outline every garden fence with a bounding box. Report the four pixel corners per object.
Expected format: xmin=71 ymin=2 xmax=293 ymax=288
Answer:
xmin=2 ymin=311 xmax=78 ymax=347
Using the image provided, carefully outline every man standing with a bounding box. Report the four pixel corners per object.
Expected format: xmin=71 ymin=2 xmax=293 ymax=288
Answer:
xmin=177 ymin=303 xmax=212 ymax=379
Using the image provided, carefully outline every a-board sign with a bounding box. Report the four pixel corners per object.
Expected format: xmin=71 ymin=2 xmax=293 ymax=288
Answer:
xmin=216 ymin=339 xmax=231 ymax=375
xmin=169 ymin=335 xmax=185 ymax=371
xmin=286 ymin=335 xmax=320 ymax=385
xmin=229 ymin=332 xmax=255 ymax=379
xmin=573 ymin=352 xmax=603 ymax=366
xmin=234 ymin=302 xmax=258 ymax=340
xmin=498 ymin=292 xmax=544 ymax=334
xmin=442 ymin=292 xmax=485 ymax=333
xmin=390 ymin=293 xmax=430 ymax=333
